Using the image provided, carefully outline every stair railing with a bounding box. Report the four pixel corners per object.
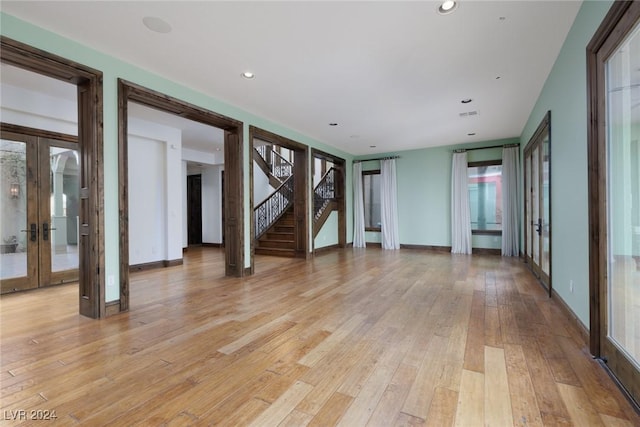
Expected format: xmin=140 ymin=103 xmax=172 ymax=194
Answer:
xmin=254 ymin=176 xmax=294 ymax=239
xmin=314 ymin=167 xmax=336 ymax=220
xmin=271 ymin=149 xmax=292 ymax=182
xmin=254 ymin=145 xmax=293 ymax=184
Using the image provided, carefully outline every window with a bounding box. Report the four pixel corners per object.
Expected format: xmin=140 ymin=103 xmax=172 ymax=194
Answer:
xmin=363 ymin=170 xmax=381 ymax=231
xmin=468 ymin=160 xmax=502 ymax=234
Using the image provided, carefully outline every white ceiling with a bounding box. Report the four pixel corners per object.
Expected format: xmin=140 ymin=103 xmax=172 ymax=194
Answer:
xmin=0 ymin=1 xmax=583 ymax=155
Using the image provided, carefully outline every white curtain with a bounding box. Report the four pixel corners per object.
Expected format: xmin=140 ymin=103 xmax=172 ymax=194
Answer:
xmin=380 ymin=159 xmax=400 ymax=250
xmin=451 ymin=151 xmax=472 ymax=254
xmin=501 ymin=146 xmax=520 ymax=256
xmin=352 ymin=162 xmax=366 ymax=248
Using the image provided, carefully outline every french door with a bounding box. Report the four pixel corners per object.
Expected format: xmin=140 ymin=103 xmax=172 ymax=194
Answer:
xmin=588 ymin=1 xmax=640 ymax=406
xmin=524 ymin=112 xmax=552 ymax=295
xmin=0 ymin=128 xmax=79 ymax=293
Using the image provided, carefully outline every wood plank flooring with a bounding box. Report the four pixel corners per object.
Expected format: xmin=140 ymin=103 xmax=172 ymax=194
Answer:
xmin=1 ymin=247 xmax=638 ymax=426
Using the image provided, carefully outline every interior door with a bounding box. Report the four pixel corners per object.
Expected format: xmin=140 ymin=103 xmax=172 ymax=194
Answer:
xmin=524 ymin=112 xmax=551 ymax=295
xmin=588 ymin=1 xmax=640 ymax=405
xmin=0 ymin=130 xmax=79 ymax=293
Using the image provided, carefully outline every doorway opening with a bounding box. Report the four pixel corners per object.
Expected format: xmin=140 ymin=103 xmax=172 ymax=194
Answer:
xmin=249 ymin=126 xmax=309 ymax=272
xmin=0 ymin=38 xmax=103 ymax=318
xmin=118 ymin=79 xmax=244 ymax=314
xmin=523 ymin=111 xmax=552 ymax=296
xmin=311 ymin=149 xmax=347 ymax=252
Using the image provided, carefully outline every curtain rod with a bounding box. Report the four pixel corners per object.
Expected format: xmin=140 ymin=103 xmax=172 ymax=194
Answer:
xmin=453 ymin=143 xmax=519 ymax=153
xmin=353 ymin=155 xmax=400 ymax=163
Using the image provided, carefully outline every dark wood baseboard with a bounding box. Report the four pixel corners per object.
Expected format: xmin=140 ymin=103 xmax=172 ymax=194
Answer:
xmin=202 ymin=242 xmax=223 ymax=248
xmin=400 ymin=244 xmax=451 ymax=252
xmin=551 ymin=288 xmax=589 ymax=346
xmin=473 ymin=247 xmax=501 ymax=256
xmin=183 ymin=247 xmax=188 ymax=253
xmin=130 ymin=258 xmax=183 ymax=272
xmin=105 ymin=300 xmax=121 ymax=317
xmin=314 ymin=244 xmax=340 ymax=255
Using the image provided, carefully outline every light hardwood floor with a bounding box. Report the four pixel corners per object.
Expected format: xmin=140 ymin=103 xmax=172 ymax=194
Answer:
xmin=1 ymin=247 xmax=638 ymax=426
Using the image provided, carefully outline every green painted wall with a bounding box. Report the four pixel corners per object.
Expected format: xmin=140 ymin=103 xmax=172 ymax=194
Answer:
xmin=520 ymin=0 xmax=613 ymax=328
xmin=355 ymin=139 xmax=516 ymax=248
xmin=0 ymin=13 xmax=353 ymax=302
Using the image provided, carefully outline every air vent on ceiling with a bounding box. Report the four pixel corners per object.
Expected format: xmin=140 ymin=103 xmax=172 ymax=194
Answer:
xmin=459 ymin=111 xmax=479 ymax=117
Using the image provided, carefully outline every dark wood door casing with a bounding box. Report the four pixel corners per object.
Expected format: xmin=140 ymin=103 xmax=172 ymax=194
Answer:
xmin=587 ymin=0 xmax=640 ymax=407
xmin=248 ymin=126 xmax=310 ymax=272
xmin=311 ymin=148 xmax=347 ymax=250
xmin=118 ymin=79 xmax=245 ymax=310
xmin=1 ymin=37 xmax=104 ymax=318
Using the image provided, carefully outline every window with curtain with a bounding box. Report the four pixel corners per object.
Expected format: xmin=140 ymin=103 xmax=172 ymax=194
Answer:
xmin=362 ymin=170 xmax=381 ymax=231
xmin=468 ymin=160 xmax=502 ymax=233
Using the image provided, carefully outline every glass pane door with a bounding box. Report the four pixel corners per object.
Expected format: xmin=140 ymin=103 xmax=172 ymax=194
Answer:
xmin=0 ymin=137 xmax=36 ymax=292
xmin=605 ymin=19 xmax=640 ymax=376
xmin=523 ymin=112 xmax=551 ymax=294
xmin=0 ymin=132 xmax=78 ymax=293
xmin=40 ymin=140 xmax=79 ymax=286
xmin=541 ymin=134 xmax=551 ymax=277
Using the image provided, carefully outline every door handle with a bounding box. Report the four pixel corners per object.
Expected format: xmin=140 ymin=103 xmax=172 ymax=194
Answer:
xmin=20 ymin=223 xmax=37 ymax=242
xmin=535 ymin=218 xmax=542 ymax=236
xmin=42 ymin=223 xmax=56 ymax=241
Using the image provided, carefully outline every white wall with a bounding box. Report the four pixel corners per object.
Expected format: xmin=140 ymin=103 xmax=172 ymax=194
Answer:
xmin=0 ymin=82 xmax=77 ymax=135
xmin=253 ymin=160 xmax=273 ymax=207
xmin=128 ymin=135 xmax=166 ymax=264
xmin=202 ymin=164 xmax=224 ymax=244
xmin=128 ymin=117 xmax=182 ymax=264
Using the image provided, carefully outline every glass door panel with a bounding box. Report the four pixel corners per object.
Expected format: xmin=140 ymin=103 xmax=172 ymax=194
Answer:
xmin=532 ymin=146 xmax=540 ymax=265
xmin=524 ymin=112 xmax=551 ymax=295
xmin=605 ymin=20 xmax=640 ymax=374
xmin=0 ymin=131 xmax=78 ymax=293
xmin=45 ymin=142 xmax=79 ymax=284
xmin=0 ymin=136 xmax=37 ymax=292
xmin=541 ymin=135 xmax=551 ymax=278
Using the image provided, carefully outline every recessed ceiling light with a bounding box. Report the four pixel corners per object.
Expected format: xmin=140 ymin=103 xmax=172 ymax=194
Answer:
xmin=467 ymin=133 xmax=476 ymax=136
xmin=461 ymin=98 xmax=472 ymax=104
xmin=438 ymin=0 xmax=458 ymax=15
xmin=495 ymin=76 xmax=501 ymax=80
xmin=350 ymin=135 xmax=360 ymax=139
xmin=329 ymin=123 xmax=338 ymax=126
xmin=370 ymin=145 xmax=377 ymax=148
xmin=241 ymin=71 xmax=255 ymax=79
xmin=142 ymin=16 xmax=172 ymax=34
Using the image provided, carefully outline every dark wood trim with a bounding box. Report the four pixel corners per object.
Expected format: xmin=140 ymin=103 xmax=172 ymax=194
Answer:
xmin=472 ymin=230 xmax=502 ymax=236
xmin=468 ymin=159 xmax=502 ymax=168
xmin=164 ymin=259 xmax=183 ymax=267
xmin=362 ymin=169 xmax=382 ymax=232
xmin=400 ymin=244 xmax=451 ymax=252
xmin=105 ymin=301 xmax=121 ymax=317
xmin=118 ymin=80 xmax=245 ymax=314
xmin=586 ymin=0 xmax=635 ymax=360
xmin=1 ymin=36 xmax=105 ymax=319
xmin=311 ymin=148 xmax=347 ymax=249
xmin=0 ymin=123 xmax=77 ymax=143
xmin=129 ymin=259 xmax=183 ymax=272
xmin=551 ymin=289 xmax=589 ymax=345
xmin=523 ymin=110 xmax=552 ymax=297
xmin=473 ymin=248 xmax=501 ymax=256
xmin=313 ymin=243 xmax=340 ymax=255
xmin=249 ymin=126 xmax=310 ymax=268
xmin=202 ymin=242 xmax=223 ymax=248
xmin=587 ymin=0 xmax=640 ymax=406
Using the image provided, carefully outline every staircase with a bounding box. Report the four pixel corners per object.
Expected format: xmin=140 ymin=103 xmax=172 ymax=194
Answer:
xmin=254 ymin=145 xmax=296 ymax=257
xmin=255 ymin=207 xmax=296 ymax=257
xmin=313 ymin=167 xmax=338 ymax=237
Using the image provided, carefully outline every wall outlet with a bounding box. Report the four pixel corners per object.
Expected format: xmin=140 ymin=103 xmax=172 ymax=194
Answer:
xmin=569 ymin=279 xmax=574 ymax=293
